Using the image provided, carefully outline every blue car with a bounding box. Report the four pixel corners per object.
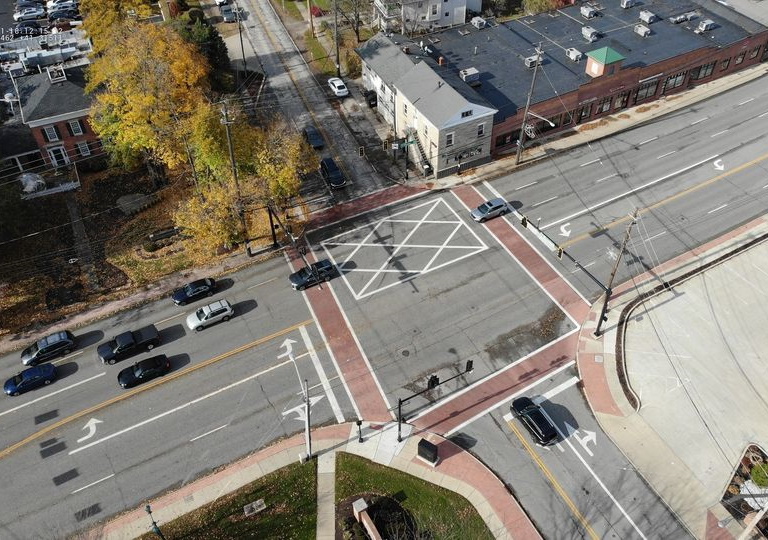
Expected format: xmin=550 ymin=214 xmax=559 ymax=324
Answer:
xmin=4 ymin=363 xmax=57 ymax=396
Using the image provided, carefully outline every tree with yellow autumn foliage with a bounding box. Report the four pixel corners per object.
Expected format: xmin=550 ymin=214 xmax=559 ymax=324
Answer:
xmin=79 ymin=0 xmax=152 ymax=54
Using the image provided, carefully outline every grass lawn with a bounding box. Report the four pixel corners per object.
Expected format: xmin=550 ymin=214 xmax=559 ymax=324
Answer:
xmin=335 ymin=452 xmax=494 ymax=540
xmin=137 ymin=460 xmax=317 ymax=539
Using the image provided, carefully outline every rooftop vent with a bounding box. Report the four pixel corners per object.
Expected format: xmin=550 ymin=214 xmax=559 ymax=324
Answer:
xmin=695 ymin=19 xmax=716 ymax=33
xmin=460 ymin=67 xmax=480 ymax=82
xmin=582 ymin=26 xmax=599 ymax=42
xmin=524 ymin=54 xmax=542 ymax=68
xmin=581 ymin=6 xmax=598 ymax=18
xmin=634 ymin=24 xmax=651 ymax=37
xmin=47 ymin=65 xmax=67 ymax=83
xmin=639 ymin=10 xmax=657 ymax=24
xmin=402 ymin=46 xmax=410 ymax=54
xmin=471 ymin=16 xmax=486 ymax=29
xmin=566 ymin=48 xmax=583 ymax=62
xmin=620 ymin=0 xmax=635 ymax=8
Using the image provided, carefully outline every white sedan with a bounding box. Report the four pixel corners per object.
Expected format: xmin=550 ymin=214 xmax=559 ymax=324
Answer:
xmin=328 ymin=77 xmax=349 ymax=97
xmin=14 ymin=6 xmax=46 ymax=21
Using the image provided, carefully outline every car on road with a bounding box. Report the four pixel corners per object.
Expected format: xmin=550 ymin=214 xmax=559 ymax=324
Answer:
xmin=289 ymin=259 xmax=337 ymax=290
xmin=97 ymin=324 xmax=160 ymax=365
xmin=328 ymin=77 xmax=349 ymax=97
xmin=171 ymin=277 xmax=216 ymax=306
xmin=4 ymin=363 xmax=57 ymax=396
xmin=302 ymin=125 xmax=324 ymax=150
xmin=319 ymin=157 xmax=346 ymax=189
xmin=470 ymin=197 xmax=508 ymax=222
xmin=13 ymin=6 xmax=45 ymax=21
xmin=21 ymin=330 xmax=76 ymax=366
xmin=219 ymin=4 xmax=236 ymax=22
xmin=117 ymin=355 xmax=171 ymax=389
xmin=186 ymin=299 xmax=234 ymax=331
xmin=511 ymin=396 xmax=559 ymax=446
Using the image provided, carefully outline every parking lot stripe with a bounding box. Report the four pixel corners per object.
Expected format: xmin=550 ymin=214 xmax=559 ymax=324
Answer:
xmin=299 ymin=325 xmax=345 ymax=423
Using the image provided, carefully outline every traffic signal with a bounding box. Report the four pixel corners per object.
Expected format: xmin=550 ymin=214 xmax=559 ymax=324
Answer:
xmin=428 ymin=375 xmax=440 ymax=389
xmin=465 ymin=360 xmax=474 ymax=373
xmin=383 ymin=140 xmax=389 ymax=151
xmin=557 ymin=247 xmax=564 ymax=260
xmin=521 ymin=215 xmax=528 ymax=228
xmin=359 ymin=146 xmax=365 ymax=157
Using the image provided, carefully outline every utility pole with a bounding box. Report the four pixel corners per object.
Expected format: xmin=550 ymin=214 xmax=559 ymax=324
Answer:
xmin=236 ymin=2 xmax=246 ymax=74
xmin=303 ymin=378 xmax=312 ymax=460
xmin=173 ymin=112 xmax=199 ymax=190
xmin=515 ymin=43 xmax=543 ymax=165
xmin=307 ymin=0 xmax=315 ymax=37
xmin=595 ymin=209 xmax=639 ymax=337
xmin=219 ymin=101 xmax=248 ymax=240
xmin=333 ymin=0 xmax=341 ymax=77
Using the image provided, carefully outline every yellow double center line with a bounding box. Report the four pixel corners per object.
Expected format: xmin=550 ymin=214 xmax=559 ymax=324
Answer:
xmin=0 ymin=320 xmax=313 ymax=461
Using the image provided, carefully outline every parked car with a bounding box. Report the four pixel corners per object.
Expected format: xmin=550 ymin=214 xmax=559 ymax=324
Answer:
xmin=13 ymin=6 xmax=46 ymax=21
xmin=97 ymin=325 xmax=160 ymax=365
xmin=12 ymin=20 xmax=44 ymax=36
xmin=48 ymin=9 xmax=81 ymax=21
xmin=47 ymin=0 xmax=78 ymax=9
xmin=21 ymin=330 xmax=76 ymax=366
xmin=215 ymin=0 xmax=228 ymax=4
xmin=15 ymin=2 xmax=45 ymax=12
xmin=302 ymin=125 xmax=324 ymax=150
xmin=171 ymin=278 xmax=216 ymax=306
xmin=219 ymin=4 xmax=236 ymax=22
xmin=186 ymin=299 xmax=234 ymax=331
xmin=4 ymin=363 xmax=57 ymax=396
xmin=511 ymin=397 xmax=559 ymax=446
xmin=117 ymin=355 xmax=171 ymax=389
xmin=363 ymin=90 xmax=377 ymax=108
xmin=319 ymin=157 xmax=346 ymax=189
xmin=289 ymin=259 xmax=337 ymax=290
xmin=328 ymin=77 xmax=349 ymax=97
xmin=470 ymin=197 xmax=508 ymax=222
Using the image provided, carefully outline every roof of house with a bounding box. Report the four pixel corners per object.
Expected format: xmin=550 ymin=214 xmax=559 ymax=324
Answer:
xmin=363 ymin=0 xmax=766 ymax=122
xmin=0 ymin=123 xmax=40 ymax=157
xmin=13 ymin=66 xmax=90 ymax=123
xmin=356 ymin=33 xmax=422 ymax=85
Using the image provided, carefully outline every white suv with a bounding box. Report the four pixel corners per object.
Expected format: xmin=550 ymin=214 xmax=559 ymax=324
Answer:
xmin=186 ymin=299 xmax=234 ymax=331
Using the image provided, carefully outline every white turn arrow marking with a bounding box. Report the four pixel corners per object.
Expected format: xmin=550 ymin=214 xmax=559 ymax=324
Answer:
xmin=564 ymin=421 xmax=597 ymax=456
xmin=713 ymin=159 xmax=724 ymax=171
xmin=281 ymin=396 xmax=325 ymax=423
xmin=277 ymin=338 xmax=297 ymax=359
xmin=77 ymin=418 xmax=103 ymax=443
xmin=559 ymin=222 xmax=572 ymax=237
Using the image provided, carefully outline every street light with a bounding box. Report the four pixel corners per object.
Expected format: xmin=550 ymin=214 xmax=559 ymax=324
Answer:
xmin=145 ymin=504 xmax=166 ymax=540
xmin=356 ymin=419 xmax=363 ymax=443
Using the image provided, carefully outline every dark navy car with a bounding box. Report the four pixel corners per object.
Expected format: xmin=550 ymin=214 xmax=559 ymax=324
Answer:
xmin=4 ymin=363 xmax=57 ymax=396
xmin=171 ymin=278 xmax=216 ymax=306
xmin=117 ymin=355 xmax=171 ymax=389
xmin=289 ymin=259 xmax=337 ymax=290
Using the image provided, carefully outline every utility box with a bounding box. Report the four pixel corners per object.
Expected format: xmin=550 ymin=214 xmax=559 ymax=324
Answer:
xmin=470 ymin=16 xmax=486 ymax=29
xmin=639 ymin=9 xmax=657 ymax=24
xmin=580 ymin=5 xmax=598 ymax=18
xmin=524 ymin=55 xmax=542 ymax=68
xmin=460 ymin=67 xmax=479 ymax=82
xmin=582 ymin=26 xmax=599 ymax=42
xmin=417 ymin=438 xmax=439 ymax=464
xmin=634 ymin=24 xmax=651 ymax=37
xmin=566 ymin=47 xmax=583 ymax=62
xmin=697 ymin=19 xmax=715 ymax=32
xmin=620 ymin=0 xmax=635 ymax=8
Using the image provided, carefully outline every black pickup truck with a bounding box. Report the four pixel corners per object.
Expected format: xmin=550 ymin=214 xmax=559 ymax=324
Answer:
xmin=97 ymin=325 xmax=160 ymax=365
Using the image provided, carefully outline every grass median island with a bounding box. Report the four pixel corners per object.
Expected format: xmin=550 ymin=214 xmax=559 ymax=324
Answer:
xmin=335 ymin=452 xmax=494 ymax=539
xmin=137 ymin=460 xmax=316 ymax=539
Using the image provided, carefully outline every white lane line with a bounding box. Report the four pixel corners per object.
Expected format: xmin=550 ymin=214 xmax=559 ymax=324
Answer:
xmin=532 ymin=196 xmax=558 ymax=208
xmin=595 ymin=173 xmax=618 ymax=183
xmin=708 ymin=204 xmax=728 ymax=214
xmin=638 ymin=137 xmax=657 ymax=145
xmin=69 ymin=359 xmax=294 ymax=455
xmin=737 ymin=98 xmax=755 ymax=106
xmin=516 ymin=181 xmax=538 ymax=190
xmin=710 ymin=129 xmax=729 ymax=138
xmin=440 ymin=358 xmax=577 ymax=437
xmin=580 ymin=158 xmax=601 ymax=167
xmin=299 ymin=325 xmax=344 ymax=423
xmin=538 ymin=376 xmax=580 ymax=401
xmin=0 ymin=372 xmax=106 ymax=418
xmin=247 ymin=277 xmax=277 ymax=289
xmin=763 ymin=184 xmax=768 ymax=189
xmin=190 ymin=425 xmax=228 ymax=442
xmin=690 ymin=117 xmax=708 ymax=125
xmin=759 ymin=111 xmax=768 ymax=118
xmin=542 ymin=154 xmax=718 ymax=230
xmin=52 ymin=350 xmax=83 ymax=364
xmin=644 ymin=231 xmax=667 ymax=242
xmin=656 ymin=151 xmax=676 ymax=159
xmin=71 ymin=474 xmax=114 ymax=495
xmin=155 ymin=313 xmax=185 ymax=324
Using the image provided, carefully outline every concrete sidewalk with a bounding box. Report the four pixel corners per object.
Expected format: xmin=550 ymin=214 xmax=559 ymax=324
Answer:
xmin=95 ymin=422 xmax=540 ymax=539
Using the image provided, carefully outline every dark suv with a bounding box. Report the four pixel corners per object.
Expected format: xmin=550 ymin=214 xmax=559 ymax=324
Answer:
xmin=21 ymin=331 xmax=76 ymax=366
xmin=319 ymin=157 xmax=347 ymax=189
xmin=511 ymin=397 xmax=559 ymax=446
xmin=289 ymin=259 xmax=337 ymax=290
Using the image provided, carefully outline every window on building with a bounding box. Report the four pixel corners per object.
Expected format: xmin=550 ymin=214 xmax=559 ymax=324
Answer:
xmin=721 ymin=58 xmax=730 ymax=71
xmin=635 ymin=80 xmax=658 ymax=101
xmin=562 ymin=113 xmax=573 ymax=126
xmin=42 ymin=126 xmax=59 ymax=142
xmin=75 ymin=141 xmax=91 ymax=156
xmin=461 ymin=110 xmax=472 ymax=118
xmin=576 ymin=104 xmax=592 ymax=123
xmin=67 ymin=120 xmax=84 ymax=136
xmin=614 ymin=91 xmax=629 ymax=109
xmin=431 ymin=4 xmax=437 ymax=15
xmin=749 ymin=46 xmax=760 ymax=59
xmin=477 ymin=123 xmax=485 ymax=137
xmin=417 ymin=1 xmax=422 ymax=7
xmin=596 ymin=97 xmax=611 ymax=114
xmin=495 ymin=133 xmax=514 ymax=147
xmin=690 ymin=62 xmax=714 ymax=81
xmin=446 ymin=132 xmax=454 ymax=147
xmin=444 ymin=11 xmax=449 ymax=16
xmin=735 ymin=52 xmax=745 ymax=65
xmin=663 ymin=71 xmax=687 ymax=92
xmin=403 ymin=103 xmax=408 ymax=115
xmin=547 ymin=115 xmax=561 ymax=128
xmin=423 ymin=124 xmax=428 ymax=137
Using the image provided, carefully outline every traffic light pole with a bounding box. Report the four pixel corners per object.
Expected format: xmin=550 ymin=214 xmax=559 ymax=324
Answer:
xmin=397 ymin=361 xmax=473 ymax=442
